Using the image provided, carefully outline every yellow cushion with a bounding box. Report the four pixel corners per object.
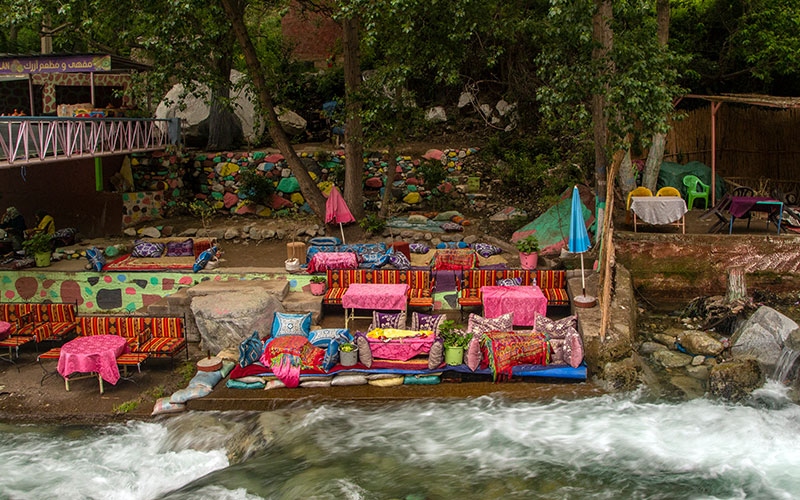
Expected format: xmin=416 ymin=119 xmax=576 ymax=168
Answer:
xmin=368 ymin=377 xmax=404 ymax=387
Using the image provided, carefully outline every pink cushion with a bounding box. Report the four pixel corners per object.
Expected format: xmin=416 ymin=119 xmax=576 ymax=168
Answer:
xmin=466 ymin=312 xmax=513 ymax=335
xmin=564 ymin=328 xmax=584 ymax=367
xmin=466 ymin=334 xmax=482 ymax=371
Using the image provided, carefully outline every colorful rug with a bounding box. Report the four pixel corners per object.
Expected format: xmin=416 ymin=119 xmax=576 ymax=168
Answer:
xmin=105 ymin=254 xmax=195 ymax=271
xmin=482 ymin=332 xmax=550 ymax=382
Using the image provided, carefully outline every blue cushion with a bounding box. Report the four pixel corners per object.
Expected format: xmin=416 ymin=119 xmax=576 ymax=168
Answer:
xmin=271 ymin=312 xmax=312 ymax=339
xmin=307 ymin=328 xmax=352 ymax=372
xmin=238 ymin=331 xmax=263 ymax=368
xmin=309 ymin=236 xmax=342 ymax=246
xmin=435 ymin=241 xmax=469 ymax=249
xmin=193 ymin=246 xmax=217 ymax=272
xmin=85 ymin=247 xmax=106 ymax=272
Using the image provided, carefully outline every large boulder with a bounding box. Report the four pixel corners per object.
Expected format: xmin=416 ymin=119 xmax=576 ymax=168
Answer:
xmin=191 ymin=291 xmax=284 ymax=353
xmin=677 ymin=330 xmax=724 ymax=356
xmin=730 ymin=306 xmax=798 ymax=372
xmin=274 ymin=107 xmax=307 ymax=136
xmin=708 ymin=359 xmax=764 ymax=402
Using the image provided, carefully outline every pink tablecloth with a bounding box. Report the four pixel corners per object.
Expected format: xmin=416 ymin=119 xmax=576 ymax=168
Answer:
xmin=368 ymin=335 xmax=435 ymax=361
xmin=57 ymin=335 xmax=129 ymax=385
xmin=481 ymin=286 xmax=547 ymax=327
xmin=342 ymin=283 xmax=409 ymax=311
xmin=306 ymin=252 xmax=359 ymax=273
xmin=0 ymin=321 xmax=9 ymax=341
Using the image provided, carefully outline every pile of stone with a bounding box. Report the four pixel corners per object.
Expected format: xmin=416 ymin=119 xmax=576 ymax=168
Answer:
xmin=131 ymin=151 xmax=191 ymax=210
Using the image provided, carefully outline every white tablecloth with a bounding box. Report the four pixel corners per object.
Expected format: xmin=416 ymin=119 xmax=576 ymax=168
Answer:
xmin=630 ymin=196 xmax=687 ymax=225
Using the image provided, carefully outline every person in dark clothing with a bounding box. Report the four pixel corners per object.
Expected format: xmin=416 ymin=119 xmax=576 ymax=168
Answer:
xmin=0 ymin=207 xmax=26 ymax=251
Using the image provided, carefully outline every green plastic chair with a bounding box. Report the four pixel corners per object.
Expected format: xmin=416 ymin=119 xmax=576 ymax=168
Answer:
xmin=682 ymin=175 xmax=710 ymax=210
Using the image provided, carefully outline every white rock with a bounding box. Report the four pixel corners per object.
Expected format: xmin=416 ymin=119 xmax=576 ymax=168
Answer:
xmin=457 ymin=92 xmax=474 ymax=108
xmin=224 ymin=228 xmax=239 ymax=240
xmin=692 ymin=355 xmax=705 ymax=366
xmin=123 ymin=228 xmax=137 ymax=236
xmin=180 ymin=228 xmax=198 ymax=237
xmin=425 ymin=106 xmax=447 ymax=123
xmin=139 ymin=227 xmax=161 ymax=238
xmin=479 ymin=103 xmax=492 ymax=116
xmin=496 ymin=100 xmax=513 ymax=116
xmin=273 ymin=107 xmax=307 ymax=136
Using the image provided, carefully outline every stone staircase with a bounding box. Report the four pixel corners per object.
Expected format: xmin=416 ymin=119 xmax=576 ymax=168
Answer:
xmin=145 ymin=279 xmax=323 ymax=345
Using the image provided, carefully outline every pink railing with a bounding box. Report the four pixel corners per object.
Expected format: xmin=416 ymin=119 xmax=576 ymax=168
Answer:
xmin=0 ymin=117 xmax=181 ymax=168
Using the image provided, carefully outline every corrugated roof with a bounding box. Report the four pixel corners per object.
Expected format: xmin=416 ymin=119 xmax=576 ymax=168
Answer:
xmin=685 ymin=93 xmax=800 ymax=109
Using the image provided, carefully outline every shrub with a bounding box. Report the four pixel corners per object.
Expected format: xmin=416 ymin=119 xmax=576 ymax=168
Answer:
xmin=238 ymin=168 xmax=274 ymax=205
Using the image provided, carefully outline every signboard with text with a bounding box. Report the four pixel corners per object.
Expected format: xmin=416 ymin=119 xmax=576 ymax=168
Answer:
xmin=0 ymin=55 xmax=112 ymax=74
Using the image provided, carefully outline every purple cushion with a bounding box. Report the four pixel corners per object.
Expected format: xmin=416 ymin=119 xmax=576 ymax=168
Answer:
xmin=166 ymin=238 xmax=194 ymax=257
xmin=534 ymin=313 xmax=577 ymax=339
xmin=131 ymin=241 xmax=164 ymax=258
xmin=369 ymin=310 xmax=406 ymax=331
xmin=466 ymin=334 xmax=482 ymax=371
xmin=466 ymin=312 xmax=514 ymax=335
xmin=497 ymin=277 xmax=522 ymax=286
xmin=388 ymin=251 xmax=411 ymax=270
xmin=411 ymin=312 xmax=446 ymax=334
xmin=473 ymin=243 xmax=502 ymax=258
xmin=409 ymin=243 xmax=430 ymax=254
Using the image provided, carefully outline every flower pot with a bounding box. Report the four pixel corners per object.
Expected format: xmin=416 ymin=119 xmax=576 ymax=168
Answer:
xmin=34 ymin=251 xmax=51 ymax=268
xmin=444 ymin=346 xmax=464 ymax=366
xmin=310 ymin=282 xmax=326 ymax=296
xmin=339 ymin=346 xmax=359 ymax=367
xmin=519 ymin=252 xmax=538 ymax=270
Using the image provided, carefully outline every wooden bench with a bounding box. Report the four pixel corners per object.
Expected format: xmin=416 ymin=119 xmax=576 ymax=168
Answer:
xmin=457 ymin=269 xmax=569 ymax=314
xmin=324 ymin=269 xmax=435 ymax=311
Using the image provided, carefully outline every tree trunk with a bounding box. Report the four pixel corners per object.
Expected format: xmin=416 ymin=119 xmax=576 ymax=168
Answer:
xmin=726 ymin=266 xmax=747 ymax=303
xmin=618 ymin=148 xmax=636 ymax=196
xmin=379 ymin=146 xmax=398 ymax=219
xmin=642 ymin=0 xmax=670 ymax=192
xmin=592 ymin=0 xmax=613 ymax=244
xmin=40 ymin=14 xmax=53 ymax=54
xmin=341 ymin=15 xmax=365 ymax=220
xmin=207 ymin=40 xmax=240 ymax=151
xmin=9 ymin=25 xmax=18 ymax=52
xmin=220 ymin=0 xmax=327 ymax=220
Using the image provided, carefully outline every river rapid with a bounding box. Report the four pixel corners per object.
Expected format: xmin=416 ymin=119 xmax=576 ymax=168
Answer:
xmin=1 ymin=383 xmax=799 ymax=500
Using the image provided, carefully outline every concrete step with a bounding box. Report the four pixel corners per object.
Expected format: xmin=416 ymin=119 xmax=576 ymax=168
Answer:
xmin=186 ymin=279 xmax=290 ymax=301
xmin=282 ymin=291 xmax=324 ymax=325
xmin=166 ymin=288 xmax=192 ymax=307
xmin=146 ymin=297 xmax=172 ymax=316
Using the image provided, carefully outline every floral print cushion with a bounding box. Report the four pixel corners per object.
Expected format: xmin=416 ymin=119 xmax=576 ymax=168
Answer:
xmin=534 ymin=313 xmax=577 ymax=339
xmin=472 ymin=243 xmax=502 ymax=258
xmin=466 ymin=312 xmax=514 ymax=334
xmin=165 ymin=238 xmax=194 ymax=257
xmin=131 ymin=241 xmax=165 ymax=258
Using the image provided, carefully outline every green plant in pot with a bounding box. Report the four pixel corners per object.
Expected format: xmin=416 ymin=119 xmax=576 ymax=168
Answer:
xmin=440 ymin=320 xmax=469 ymax=366
xmin=23 ymin=232 xmax=53 ymax=267
xmin=339 ymin=341 xmax=359 ymax=367
xmin=309 ymin=276 xmax=326 ymax=296
xmin=515 ymin=235 xmax=539 ymax=270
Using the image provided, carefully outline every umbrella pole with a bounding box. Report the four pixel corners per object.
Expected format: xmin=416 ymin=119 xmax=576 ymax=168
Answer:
xmin=580 ymin=252 xmax=586 ymax=297
xmin=339 ymin=222 xmax=346 ymax=244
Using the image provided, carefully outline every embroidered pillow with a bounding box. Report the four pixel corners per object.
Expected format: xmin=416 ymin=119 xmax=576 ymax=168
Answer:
xmin=473 ymin=243 xmax=502 ymax=258
xmin=466 ymin=333 xmax=483 ymax=371
xmin=193 ymin=246 xmax=217 ymax=272
xmin=238 ymin=331 xmax=263 ymax=368
xmin=467 ymin=312 xmax=514 ymax=335
xmin=307 ymin=328 xmax=353 ymax=372
xmin=411 ymin=312 xmax=446 ymax=334
xmin=549 ymin=338 xmax=567 ymax=365
xmin=428 ymin=338 xmax=444 ymax=369
xmin=309 ymin=236 xmax=342 ymax=246
xmin=497 ymin=277 xmax=523 ymax=286
xmin=564 ymin=328 xmax=584 ymax=368
xmin=165 ymin=238 xmax=194 ymax=257
xmin=534 ymin=313 xmax=577 ymax=339
xmin=370 ymin=310 xmax=406 ymax=331
xmin=85 ymin=246 xmax=106 ymax=272
xmin=271 ymin=312 xmax=312 ymax=339
xmin=388 ymin=251 xmax=411 ymax=270
xmin=356 ymin=333 xmax=373 ymax=368
xmin=409 ymin=243 xmax=430 ymax=254
xmin=131 ymin=241 xmax=165 ymax=258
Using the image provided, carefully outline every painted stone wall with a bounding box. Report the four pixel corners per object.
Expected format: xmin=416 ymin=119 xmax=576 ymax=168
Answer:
xmin=122 ymin=191 xmax=166 ymax=227
xmin=0 ymin=271 xmax=315 ymax=314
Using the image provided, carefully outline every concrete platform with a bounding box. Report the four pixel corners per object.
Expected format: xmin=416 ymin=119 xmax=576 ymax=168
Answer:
xmin=187 ymin=379 xmax=603 ymax=411
xmin=186 ymin=279 xmax=290 ymax=300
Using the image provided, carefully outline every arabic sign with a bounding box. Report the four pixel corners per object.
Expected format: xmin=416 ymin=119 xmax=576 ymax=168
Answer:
xmin=0 ymin=55 xmax=112 ymax=74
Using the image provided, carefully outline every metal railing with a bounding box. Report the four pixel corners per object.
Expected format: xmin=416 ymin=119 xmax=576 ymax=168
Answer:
xmin=0 ymin=117 xmax=181 ymax=168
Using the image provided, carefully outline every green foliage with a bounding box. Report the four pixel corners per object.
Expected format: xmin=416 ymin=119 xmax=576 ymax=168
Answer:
xmin=147 ymin=385 xmax=166 ymax=400
xmin=182 ymin=200 xmax=217 ymax=230
xmin=416 ymin=160 xmax=447 ymax=191
xmin=440 ymin=321 xmax=469 ymax=348
xmin=175 ymin=360 xmax=196 ymax=385
xmin=340 ymin=342 xmax=356 ymax=353
xmin=113 ymin=400 xmax=140 ymax=414
xmin=238 ymin=168 xmax=275 ymax=205
xmin=22 ymin=232 xmax=51 ymax=255
xmin=515 ymin=235 xmax=539 ymax=254
xmin=359 ymin=213 xmax=386 ymax=235
xmin=310 ymin=276 xmax=326 ymax=284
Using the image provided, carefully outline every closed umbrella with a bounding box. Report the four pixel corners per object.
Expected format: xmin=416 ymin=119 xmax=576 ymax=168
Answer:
xmin=569 ymin=185 xmax=596 ymax=307
xmin=325 ymin=185 xmax=355 ymax=244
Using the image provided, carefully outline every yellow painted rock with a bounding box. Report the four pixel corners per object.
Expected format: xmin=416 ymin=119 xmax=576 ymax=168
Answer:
xmin=403 ymin=192 xmax=421 ymax=204
xmin=213 ymin=201 xmax=224 ymax=210
xmin=290 ymin=192 xmax=305 ymax=205
xmin=309 ymin=171 xmax=318 ymax=181
xmin=257 ymin=207 xmax=272 ymax=217
xmin=317 ymin=181 xmax=333 ymax=196
xmin=218 ymin=162 xmax=239 ymax=177
xmin=131 ymin=158 xmax=139 ymax=166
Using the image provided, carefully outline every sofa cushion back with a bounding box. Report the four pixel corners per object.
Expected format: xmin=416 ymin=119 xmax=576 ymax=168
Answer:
xmin=408 ymin=270 xmax=430 ymax=290
xmin=145 ymin=317 xmax=184 ymax=338
xmin=328 ymin=269 xmax=365 ymax=288
xmin=536 ymin=270 xmax=566 ymax=289
xmin=34 ymin=303 xmax=77 ymax=323
xmin=78 ymin=316 xmax=113 ymax=336
xmin=118 ymin=317 xmax=147 ymax=338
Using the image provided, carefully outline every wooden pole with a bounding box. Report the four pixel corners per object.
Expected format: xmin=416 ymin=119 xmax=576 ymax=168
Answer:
xmin=710 ymin=102 xmax=721 ymax=206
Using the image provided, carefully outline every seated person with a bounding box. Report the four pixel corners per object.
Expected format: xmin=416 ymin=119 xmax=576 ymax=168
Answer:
xmin=26 ymin=210 xmax=55 ymax=236
xmin=0 ymin=207 xmax=26 ymax=251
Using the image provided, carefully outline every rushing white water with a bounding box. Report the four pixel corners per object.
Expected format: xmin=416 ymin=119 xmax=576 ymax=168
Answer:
xmin=773 ymin=347 xmax=800 ymax=383
xmin=2 ymin=386 xmax=800 ymax=499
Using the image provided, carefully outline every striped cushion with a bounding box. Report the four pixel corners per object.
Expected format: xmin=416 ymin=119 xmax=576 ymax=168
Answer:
xmin=145 ymin=317 xmax=183 ymax=338
xmin=38 ymin=347 xmax=62 ymax=360
xmin=0 ymin=336 xmax=33 ymax=348
xmin=78 ymin=317 xmax=113 ymax=336
xmin=323 ymin=287 xmax=346 ymax=304
xmin=536 ymin=270 xmax=566 ymax=289
xmin=407 ymin=288 xmax=433 ymax=306
xmin=32 ymin=304 xmax=77 ymax=323
xmin=117 ymin=353 xmax=149 ymax=365
xmin=34 ymin=322 xmax=77 ymax=342
xmin=542 ymin=288 xmax=570 ymax=306
xmin=458 ymin=288 xmax=482 ymax=306
xmin=118 ymin=317 xmax=146 ymax=338
xmin=140 ymin=337 xmax=186 ymax=356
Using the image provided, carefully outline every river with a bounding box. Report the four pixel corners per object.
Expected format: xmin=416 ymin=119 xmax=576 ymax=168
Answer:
xmin=1 ymin=383 xmax=799 ymax=499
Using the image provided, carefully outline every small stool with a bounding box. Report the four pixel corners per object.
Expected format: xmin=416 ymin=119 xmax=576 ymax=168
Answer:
xmin=389 ymin=241 xmax=411 ymax=260
xmin=286 ymin=242 xmax=306 ymax=262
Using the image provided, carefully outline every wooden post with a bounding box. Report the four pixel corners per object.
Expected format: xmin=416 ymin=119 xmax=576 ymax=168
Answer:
xmin=710 ymin=101 xmax=721 ymax=206
xmin=725 ymin=266 xmax=747 ymax=303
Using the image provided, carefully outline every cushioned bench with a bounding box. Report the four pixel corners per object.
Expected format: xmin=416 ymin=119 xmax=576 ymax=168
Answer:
xmin=0 ymin=302 xmax=78 ymax=357
xmin=76 ymin=315 xmax=188 ymax=361
xmin=457 ymin=269 xmax=569 ymax=312
xmin=324 ymin=269 xmax=435 ymax=310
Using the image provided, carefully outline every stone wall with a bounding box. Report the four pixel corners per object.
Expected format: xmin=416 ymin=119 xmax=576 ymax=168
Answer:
xmin=615 ymin=232 xmax=800 ymax=308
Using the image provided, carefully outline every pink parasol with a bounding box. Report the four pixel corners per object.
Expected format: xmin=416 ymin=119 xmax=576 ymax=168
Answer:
xmin=325 ymin=185 xmax=355 ymax=243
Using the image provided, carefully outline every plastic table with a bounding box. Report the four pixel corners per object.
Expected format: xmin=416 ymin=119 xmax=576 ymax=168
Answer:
xmin=57 ymin=335 xmax=129 ymax=394
xmin=630 ymin=196 xmax=687 ymax=233
xmin=728 ymin=196 xmax=783 ymax=234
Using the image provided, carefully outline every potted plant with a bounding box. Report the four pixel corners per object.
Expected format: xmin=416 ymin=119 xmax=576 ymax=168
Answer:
xmin=309 ymin=276 xmax=327 ymax=296
xmin=339 ymin=342 xmax=358 ymax=367
xmin=23 ymin=232 xmax=53 ymax=267
xmin=440 ymin=320 xmax=469 ymax=366
xmin=515 ymin=235 xmax=539 ymax=270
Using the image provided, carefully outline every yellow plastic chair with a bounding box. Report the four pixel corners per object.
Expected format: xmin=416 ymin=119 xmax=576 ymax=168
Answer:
xmin=626 ymin=187 xmax=653 ymax=210
xmin=656 ymin=187 xmax=681 ymax=198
